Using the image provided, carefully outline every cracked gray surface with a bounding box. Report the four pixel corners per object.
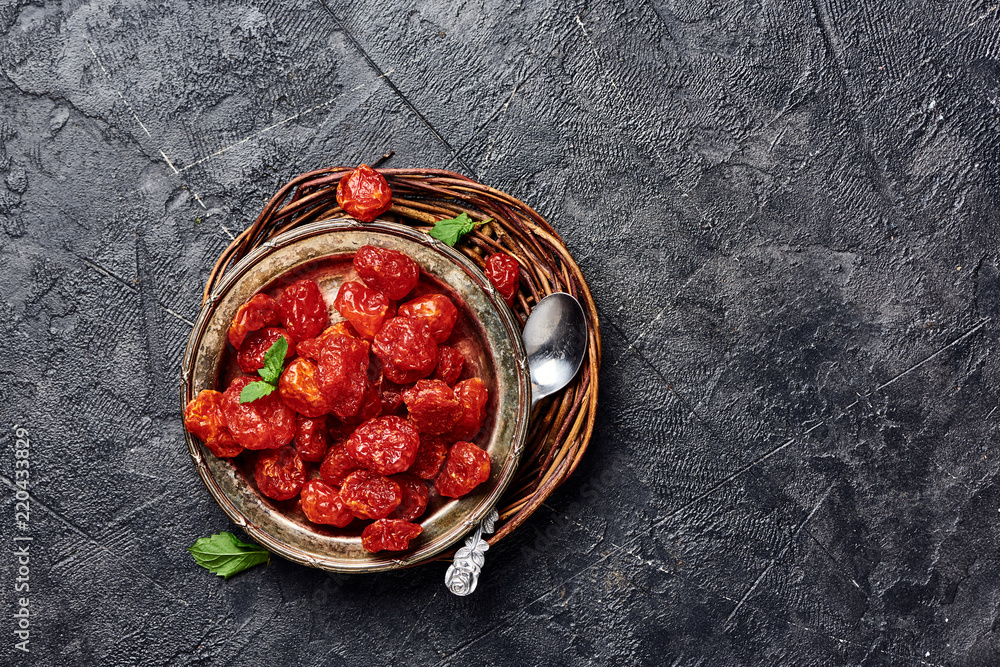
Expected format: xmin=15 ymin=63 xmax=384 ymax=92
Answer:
xmin=2 ymin=0 xmax=999 ymax=665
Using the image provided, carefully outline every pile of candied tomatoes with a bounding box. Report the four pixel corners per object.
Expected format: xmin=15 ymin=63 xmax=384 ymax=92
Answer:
xmin=185 ymin=238 xmax=520 ymax=554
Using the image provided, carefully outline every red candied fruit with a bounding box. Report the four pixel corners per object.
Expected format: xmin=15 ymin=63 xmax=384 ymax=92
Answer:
xmin=184 ymin=390 xmax=242 ymax=458
xmin=293 ymin=414 xmax=328 ymax=463
xmin=254 ymin=446 xmax=306 ymax=501
xmin=333 ymin=281 xmax=395 ymax=340
xmin=398 ymin=294 xmax=458 ymax=343
xmin=435 ymin=441 xmax=491 ymax=498
xmin=319 ymin=442 xmax=361 ymax=486
xmin=341 ymin=381 xmax=383 ymax=426
xmin=228 ymin=293 xmax=280 ymax=349
xmin=485 ymin=252 xmax=520 ymax=307
xmin=300 ymin=479 xmax=354 ymax=527
xmin=237 ymin=327 xmax=295 ymax=374
xmin=346 ymin=415 xmax=420 ymax=475
xmin=433 ymin=346 xmax=464 ymax=386
xmin=336 ymin=165 xmax=393 ymax=223
xmin=221 ymin=376 xmax=296 ymax=450
xmin=354 ymin=245 xmax=419 ymax=300
xmin=340 ymin=470 xmax=402 ymax=520
xmin=278 ymin=279 xmax=329 ymax=343
xmin=317 ymin=334 xmax=370 ymax=420
xmin=379 ymin=379 xmax=407 ymax=415
xmin=447 ymin=377 xmax=489 ymax=441
xmin=389 ymin=474 xmax=430 ymax=522
xmin=361 ymin=519 xmax=422 ymax=553
xmin=402 ymin=380 xmax=461 ymax=435
xmin=297 ymin=322 xmax=359 ymax=361
xmin=410 ymin=435 xmax=448 ymax=480
xmin=373 ymin=317 xmax=438 ymax=384
xmin=278 ymin=357 xmax=334 ymax=418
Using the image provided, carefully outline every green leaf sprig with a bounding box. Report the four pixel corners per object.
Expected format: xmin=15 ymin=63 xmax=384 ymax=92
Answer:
xmin=189 ymin=532 xmax=269 ymax=579
xmin=239 ymin=335 xmax=288 ymax=404
xmin=428 ymin=212 xmax=491 ymax=246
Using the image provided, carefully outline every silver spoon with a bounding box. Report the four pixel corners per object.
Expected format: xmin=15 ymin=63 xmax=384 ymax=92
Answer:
xmin=445 ymin=292 xmax=589 ymax=595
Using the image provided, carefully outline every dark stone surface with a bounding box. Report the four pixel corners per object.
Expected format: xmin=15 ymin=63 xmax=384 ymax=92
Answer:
xmin=2 ymin=0 xmax=999 ymax=664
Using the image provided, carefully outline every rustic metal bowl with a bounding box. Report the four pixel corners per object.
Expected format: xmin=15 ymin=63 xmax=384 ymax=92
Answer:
xmin=180 ymin=219 xmax=531 ymax=573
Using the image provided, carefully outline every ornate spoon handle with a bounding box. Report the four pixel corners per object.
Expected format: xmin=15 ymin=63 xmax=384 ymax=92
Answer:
xmin=445 ymin=508 xmax=499 ymax=596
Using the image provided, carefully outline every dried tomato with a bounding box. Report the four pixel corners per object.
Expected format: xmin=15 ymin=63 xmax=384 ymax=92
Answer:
xmin=254 ymin=446 xmax=306 ymax=501
xmin=361 ymin=519 xmax=422 ymax=553
xmin=432 ymin=346 xmax=464 ymax=385
xmin=410 ymin=435 xmax=449 ymax=480
xmin=379 ymin=378 xmax=407 ymax=414
xmin=184 ymin=390 xmax=242 ymax=458
xmin=228 ymin=293 xmax=280 ymax=349
xmin=278 ymin=279 xmax=329 ymax=343
xmin=317 ymin=334 xmax=370 ymax=420
xmin=346 ymin=415 xmax=420 ymax=475
xmin=278 ymin=357 xmax=334 ymax=418
xmin=402 ymin=380 xmax=461 ymax=435
xmin=398 ymin=294 xmax=458 ymax=343
xmin=319 ymin=441 xmax=361 ymax=486
xmin=237 ymin=327 xmax=295 ymax=374
xmin=353 ymin=245 xmax=419 ymax=300
xmin=297 ymin=322 xmax=360 ymax=362
xmin=333 ymin=281 xmax=394 ymax=340
xmin=447 ymin=377 xmax=489 ymax=441
xmin=389 ymin=474 xmax=430 ymax=522
xmin=294 ymin=414 xmax=329 ymax=463
xmin=341 ymin=381 xmax=383 ymax=426
xmin=340 ymin=470 xmax=402 ymax=520
xmin=221 ymin=376 xmax=296 ymax=450
xmin=435 ymin=441 xmax=491 ymax=498
xmin=300 ymin=479 xmax=354 ymax=527
xmin=336 ymin=164 xmax=393 ymax=223
xmin=485 ymin=252 xmax=520 ymax=307
xmin=373 ymin=317 xmax=438 ymax=383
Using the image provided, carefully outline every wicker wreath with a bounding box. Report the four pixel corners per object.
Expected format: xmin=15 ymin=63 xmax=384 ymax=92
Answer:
xmin=202 ymin=166 xmax=601 ymax=551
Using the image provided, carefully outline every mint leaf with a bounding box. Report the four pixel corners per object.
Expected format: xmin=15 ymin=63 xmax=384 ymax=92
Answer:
xmin=189 ymin=532 xmax=269 ymax=579
xmin=429 ymin=212 xmax=476 ymax=246
xmin=239 ymin=381 xmax=276 ymax=404
xmin=257 ymin=335 xmax=288 ymax=385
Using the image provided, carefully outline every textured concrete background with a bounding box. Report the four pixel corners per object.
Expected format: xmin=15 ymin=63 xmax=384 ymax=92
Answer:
xmin=2 ymin=0 xmax=1000 ymax=664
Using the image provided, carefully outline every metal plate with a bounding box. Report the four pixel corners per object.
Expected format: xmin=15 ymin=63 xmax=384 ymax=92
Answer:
xmin=180 ymin=219 xmax=530 ymax=573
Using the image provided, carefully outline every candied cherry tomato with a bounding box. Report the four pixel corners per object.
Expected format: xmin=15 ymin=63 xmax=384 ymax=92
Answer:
xmin=435 ymin=441 xmax=491 ymax=498
xmin=237 ymin=327 xmax=295 ymax=374
xmin=341 ymin=381 xmax=383 ymax=426
xmin=336 ymin=165 xmax=393 ymax=223
xmin=333 ymin=281 xmax=394 ymax=340
xmin=347 ymin=415 xmax=420 ymax=475
xmin=278 ymin=279 xmax=329 ymax=343
xmin=410 ymin=435 xmax=449 ymax=480
xmin=297 ymin=322 xmax=359 ymax=361
xmin=228 ymin=293 xmax=280 ymax=349
xmin=222 ymin=376 xmax=296 ymax=450
xmin=317 ymin=334 xmax=370 ymax=420
xmin=319 ymin=442 xmax=361 ymax=486
xmin=300 ymin=479 xmax=354 ymax=527
xmin=361 ymin=519 xmax=422 ymax=553
xmin=184 ymin=390 xmax=242 ymax=458
xmin=379 ymin=378 xmax=407 ymax=414
xmin=398 ymin=294 xmax=458 ymax=343
xmin=373 ymin=317 xmax=438 ymax=383
xmin=433 ymin=346 xmax=464 ymax=386
xmin=340 ymin=470 xmax=402 ymax=520
xmin=485 ymin=252 xmax=520 ymax=307
xmin=447 ymin=377 xmax=489 ymax=441
xmin=255 ymin=446 xmax=306 ymax=501
xmin=389 ymin=474 xmax=430 ymax=521
xmin=294 ymin=414 xmax=329 ymax=463
xmin=402 ymin=380 xmax=461 ymax=435
xmin=278 ymin=357 xmax=334 ymax=418
xmin=353 ymin=245 xmax=419 ymax=300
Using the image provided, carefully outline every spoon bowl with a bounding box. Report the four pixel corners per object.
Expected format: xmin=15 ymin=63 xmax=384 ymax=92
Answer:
xmin=522 ymin=292 xmax=590 ymax=407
